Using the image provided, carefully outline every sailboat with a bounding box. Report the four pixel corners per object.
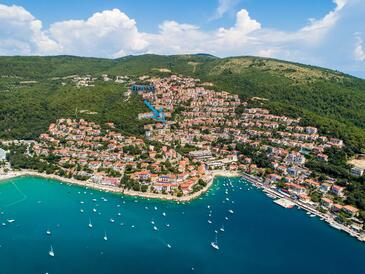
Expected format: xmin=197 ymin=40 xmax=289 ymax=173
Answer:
xmin=211 ymin=234 xmax=219 ymax=250
xmin=103 ymin=232 xmax=108 ymax=241
xmin=88 ymin=218 xmax=93 ymax=228
xmin=49 ymin=245 xmax=55 ymax=257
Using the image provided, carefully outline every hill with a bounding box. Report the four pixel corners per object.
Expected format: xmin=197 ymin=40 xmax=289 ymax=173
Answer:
xmin=0 ymin=54 xmax=364 ymax=155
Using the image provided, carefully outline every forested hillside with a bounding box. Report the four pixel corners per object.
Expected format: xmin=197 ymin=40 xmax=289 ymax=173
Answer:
xmin=0 ymin=54 xmax=364 ymax=154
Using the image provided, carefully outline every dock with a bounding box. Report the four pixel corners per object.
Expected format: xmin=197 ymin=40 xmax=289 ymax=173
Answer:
xmin=274 ymin=198 xmax=295 ymax=209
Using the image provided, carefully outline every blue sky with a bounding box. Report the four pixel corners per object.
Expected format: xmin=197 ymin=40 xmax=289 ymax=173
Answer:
xmin=0 ymin=0 xmax=364 ymax=78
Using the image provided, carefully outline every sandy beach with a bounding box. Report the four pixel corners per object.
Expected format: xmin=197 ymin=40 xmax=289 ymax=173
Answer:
xmin=0 ymin=169 xmax=240 ymax=202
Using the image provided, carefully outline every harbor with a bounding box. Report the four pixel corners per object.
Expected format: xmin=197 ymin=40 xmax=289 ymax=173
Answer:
xmin=1 ymin=175 xmax=365 ymax=274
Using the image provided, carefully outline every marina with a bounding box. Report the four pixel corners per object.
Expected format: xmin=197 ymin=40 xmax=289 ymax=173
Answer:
xmin=0 ymin=176 xmax=365 ymax=274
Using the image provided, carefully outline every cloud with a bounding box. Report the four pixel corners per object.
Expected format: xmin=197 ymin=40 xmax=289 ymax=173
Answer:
xmin=0 ymin=0 xmax=364 ymax=77
xmin=354 ymin=33 xmax=365 ymax=61
xmin=0 ymin=4 xmax=58 ymax=55
xmin=211 ymin=0 xmax=239 ymax=20
xmin=48 ymin=9 xmax=148 ymax=57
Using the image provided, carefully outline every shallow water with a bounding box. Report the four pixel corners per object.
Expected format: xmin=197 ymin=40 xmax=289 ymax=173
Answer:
xmin=0 ymin=176 xmax=364 ymax=274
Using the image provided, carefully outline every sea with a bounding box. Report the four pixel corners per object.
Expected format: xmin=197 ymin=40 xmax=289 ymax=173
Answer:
xmin=0 ymin=176 xmax=364 ymax=274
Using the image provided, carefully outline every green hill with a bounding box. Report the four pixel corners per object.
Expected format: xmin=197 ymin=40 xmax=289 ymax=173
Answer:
xmin=0 ymin=54 xmax=364 ymax=155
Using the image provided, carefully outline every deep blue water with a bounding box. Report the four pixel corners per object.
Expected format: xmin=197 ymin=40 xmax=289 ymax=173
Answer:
xmin=0 ymin=176 xmax=364 ymax=274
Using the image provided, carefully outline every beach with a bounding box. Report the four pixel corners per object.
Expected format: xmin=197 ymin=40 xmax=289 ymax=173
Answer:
xmin=0 ymin=169 xmax=240 ymax=202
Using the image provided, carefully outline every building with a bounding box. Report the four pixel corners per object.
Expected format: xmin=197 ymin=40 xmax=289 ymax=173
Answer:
xmin=351 ymin=167 xmax=364 ymax=177
xmin=0 ymin=148 xmax=6 ymax=161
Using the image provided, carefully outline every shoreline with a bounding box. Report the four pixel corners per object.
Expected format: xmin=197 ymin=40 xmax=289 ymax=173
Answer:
xmin=1 ymin=169 xmax=364 ymax=242
xmin=0 ymin=170 xmax=240 ymax=203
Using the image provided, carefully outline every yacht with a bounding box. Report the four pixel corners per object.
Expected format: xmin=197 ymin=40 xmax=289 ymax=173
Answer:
xmin=211 ymin=235 xmax=219 ymax=250
xmin=49 ymin=245 xmax=55 ymax=257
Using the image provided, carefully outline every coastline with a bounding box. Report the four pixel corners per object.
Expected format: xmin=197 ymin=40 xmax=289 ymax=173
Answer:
xmin=1 ymin=169 xmax=364 ymax=242
xmin=0 ymin=170 xmax=240 ymax=202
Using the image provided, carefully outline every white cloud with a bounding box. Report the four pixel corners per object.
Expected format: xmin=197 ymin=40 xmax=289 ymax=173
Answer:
xmin=354 ymin=33 xmax=365 ymax=61
xmin=48 ymin=9 xmax=148 ymax=57
xmin=0 ymin=4 xmax=58 ymax=55
xmin=211 ymin=0 xmax=239 ymax=20
xmin=0 ymin=0 xmax=364 ymax=77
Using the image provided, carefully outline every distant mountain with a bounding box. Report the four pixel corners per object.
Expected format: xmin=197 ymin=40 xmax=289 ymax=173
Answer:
xmin=0 ymin=54 xmax=364 ymax=153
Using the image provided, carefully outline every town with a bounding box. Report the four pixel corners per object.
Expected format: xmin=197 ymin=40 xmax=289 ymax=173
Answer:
xmin=1 ymin=74 xmax=364 ymax=240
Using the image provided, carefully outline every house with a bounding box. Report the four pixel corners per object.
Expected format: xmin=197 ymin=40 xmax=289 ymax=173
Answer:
xmin=0 ymin=148 xmax=7 ymax=161
xmin=351 ymin=167 xmax=364 ymax=177
xmin=331 ymin=185 xmax=345 ymax=197
xmin=286 ymin=183 xmax=307 ymax=195
xmin=321 ymin=198 xmax=333 ymax=208
xmin=342 ymin=205 xmax=359 ymax=217
xmin=331 ymin=203 xmax=343 ymax=213
xmin=319 ymin=183 xmax=331 ymax=193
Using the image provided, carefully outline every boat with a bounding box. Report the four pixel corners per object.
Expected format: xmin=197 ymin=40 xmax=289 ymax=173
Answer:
xmin=46 ymin=229 xmax=51 ymax=235
xmin=7 ymin=219 xmax=15 ymax=223
xmin=167 ymin=243 xmax=171 ymax=249
xmin=88 ymin=218 xmax=93 ymax=228
xmin=228 ymin=209 xmax=234 ymax=214
xmin=211 ymin=235 xmax=219 ymax=250
xmin=154 ymin=206 xmax=158 ymax=210
xmin=80 ymin=209 xmax=84 ymax=213
xmin=103 ymin=232 xmax=108 ymax=241
xmin=93 ymin=208 xmax=97 ymax=212
xmin=153 ymin=226 xmax=158 ymax=231
xmin=225 ymin=217 xmax=229 ymax=220
xmin=151 ymin=221 xmax=155 ymax=225
xmin=310 ymin=214 xmax=316 ymax=217
xmin=220 ymin=225 xmax=225 ymax=232
xmin=48 ymin=245 xmax=55 ymax=257
xmin=162 ymin=212 xmax=166 ymax=217
xmin=166 ymin=224 xmax=170 ymax=227
xmin=208 ymin=220 xmax=212 ymax=224
xmin=110 ymin=218 xmax=115 ymax=223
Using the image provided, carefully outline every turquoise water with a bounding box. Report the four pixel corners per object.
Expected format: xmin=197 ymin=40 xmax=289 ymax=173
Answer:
xmin=0 ymin=176 xmax=365 ymax=274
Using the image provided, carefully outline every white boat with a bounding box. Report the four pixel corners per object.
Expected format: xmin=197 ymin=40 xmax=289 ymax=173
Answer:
xmin=166 ymin=224 xmax=170 ymax=227
xmin=310 ymin=214 xmax=316 ymax=217
xmin=162 ymin=212 xmax=166 ymax=217
xmin=7 ymin=219 xmax=15 ymax=223
xmin=110 ymin=218 xmax=115 ymax=223
xmin=154 ymin=206 xmax=158 ymax=210
xmin=153 ymin=226 xmax=158 ymax=231
xmin=103 ymin=232 xmax=108 ymax=241
xmin=220 ymin=225 xmax=225 ymax=232
xmin=49 ymin=245 xmax=55 ymax=257
xmin=228 ymin=209 xmax=234 ymax=214
xmin=225 ymin=217 xmax=229 ymax=220
xmin=208 ymin=220 xmax=212 ymax=224
xmin=151 ymin=221 xmax=155 ymax=225
xmin=80 ymin=209 xmax=84 ymax=213
xmin=88 ymin=218 xmax=93 ymax=228
xmin=46 ymin=229 xmax=51 ymax=235
xmin=211 ymin=235 xmax=219 ymax=250
xmin=167 ymin=244 xmax=171 ymax=248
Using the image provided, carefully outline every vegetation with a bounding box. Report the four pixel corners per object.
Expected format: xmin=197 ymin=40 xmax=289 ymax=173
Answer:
xmin=1 ymin=54 xmax=364 ymax=155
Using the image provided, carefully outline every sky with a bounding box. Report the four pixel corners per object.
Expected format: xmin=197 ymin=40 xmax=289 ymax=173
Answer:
xmin=0 ymin=0 xmax=364 ymax=78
